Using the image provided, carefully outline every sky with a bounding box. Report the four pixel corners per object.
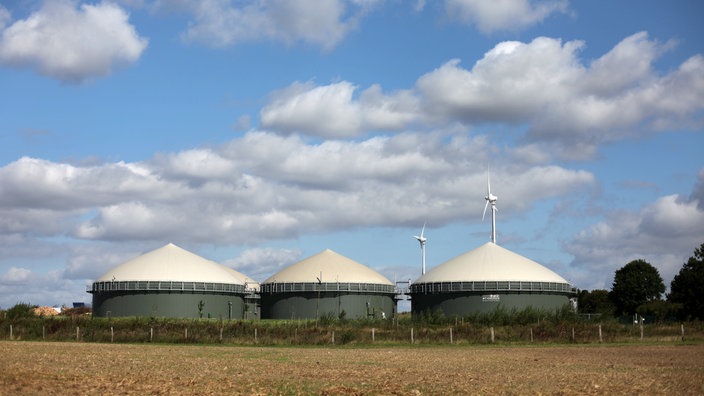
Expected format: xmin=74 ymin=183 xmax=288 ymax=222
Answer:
xmin=0 ymin=0 xmax=703 ymax=311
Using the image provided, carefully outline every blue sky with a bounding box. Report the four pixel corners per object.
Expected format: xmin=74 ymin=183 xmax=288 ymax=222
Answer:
xmin=0 ymin=0 xmax=702 ymax=310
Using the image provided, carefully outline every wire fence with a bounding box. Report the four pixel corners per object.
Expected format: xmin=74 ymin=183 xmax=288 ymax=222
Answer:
xmin=2 ymin=317 xmax=700 ymax=346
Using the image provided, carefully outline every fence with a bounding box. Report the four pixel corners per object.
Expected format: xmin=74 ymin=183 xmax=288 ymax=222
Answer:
xmin=2 ymin=318 xmax=699 ymax=345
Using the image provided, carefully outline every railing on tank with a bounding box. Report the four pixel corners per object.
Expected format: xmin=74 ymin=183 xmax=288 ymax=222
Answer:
xmin=260 ymin=282 xmax=396 ymax=294
xmin=87 ymin=280 xmax=246 ymax=294
xmin=409 ymin=281 xmax=576 ymax=295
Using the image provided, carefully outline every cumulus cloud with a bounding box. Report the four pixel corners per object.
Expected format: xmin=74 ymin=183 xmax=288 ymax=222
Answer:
xmin=0 ymin=0 xmax=147 ymax=83
xmin=223 ymin=247 xmax=303 ymax=282
xmin=445 ymin=0 xmax=568 ymax=33
xmin=257 ymin=32 xmax=703 ymax=154
xmin=0 ymin=157 xmax=169 ymax=210
xmin=260 ymin=81 xmax=419 ymax=138
xmin=0 ymin=267 xmax=89 ymax=308
xmin=416 ymin=32 xmax=704 ymax=159
xmin=0 ymin=131 xmax=595 ymax=248
xmin=163 ymin=0 xmax=377 ymax=50
xmin=0 ymin=6 xmax=10 ymax=30
xmin=565 ymin=171 xmax=704 ymax=291
xmin=63 ymin=244 xmax=140 ymax=280
xmin=1 ymin=267 xmax=32 ymax=283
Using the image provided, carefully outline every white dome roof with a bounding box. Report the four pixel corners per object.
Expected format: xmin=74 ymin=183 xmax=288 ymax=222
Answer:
xmin=262 ymin=249 xmax=393 ymax=285
xmin=96 ymin=243 xmax=245 ymax=285
xmin=415 ymin=242 xmax=570 ymax=284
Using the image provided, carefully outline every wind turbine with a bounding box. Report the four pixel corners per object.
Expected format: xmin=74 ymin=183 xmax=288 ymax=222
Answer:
xmin=482 ymin=168 xmax=498 ymax=244
xmin=413 ymin=223 xmax=427 ymax=275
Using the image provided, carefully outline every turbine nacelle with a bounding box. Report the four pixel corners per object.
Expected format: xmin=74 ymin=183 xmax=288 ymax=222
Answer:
xmin=482 ymin=193 xmax=498 ymax=221
xmin=412 ymin=223 xmax=427 ymax=245
xmin=412 ymin=223 xmax=427 ymax=275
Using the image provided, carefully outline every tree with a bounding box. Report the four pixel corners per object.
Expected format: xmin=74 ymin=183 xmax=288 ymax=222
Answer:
xmin=610 ymin=259 xmax=665 ymax=316
xmin=669 ymin=242 xmax=704 ymax=320
xmin=577 ymin=289 xmax=615 ymax=316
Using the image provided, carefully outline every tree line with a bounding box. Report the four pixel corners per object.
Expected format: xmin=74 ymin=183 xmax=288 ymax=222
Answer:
xmin=578 ymin=242 xmax=704 ymax=322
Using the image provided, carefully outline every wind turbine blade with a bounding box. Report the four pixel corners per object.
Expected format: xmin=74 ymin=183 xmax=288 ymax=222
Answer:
xmin=421 ymin=222 xmax=426 ymax=238
xmin=487 ymin=165 xmax=492 ymax=195
xmin=482 ymin=200 xmax=489 ymax=221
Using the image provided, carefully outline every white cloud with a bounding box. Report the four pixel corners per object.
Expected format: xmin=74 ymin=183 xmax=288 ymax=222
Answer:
xmin=169 ymin=0 xmax=373 ymax=50
xmin=565 ymin=172 xmax=704 ymax=291
xmin=152 ymin=148 xmax=238 ymax=183
xmin=0 ymin=6 xmax=10 ymax=30
xmin=0 ymin=131 xmax=595 ymax=248
xmin=0 ymin=267 xmax=90 ymax=308
xmin=223 ymin=247 xmax=303 ymax=282
xmin=445 ymin=0 xmax=568 ymax=33
xmin=0 ymin=0 xmax=147 ymax=83
xmin=1 ymin=267 xmax=32 ymax=283
xmin=416 ymin=32 xmax=704 ymax=159
xmin=256 ymin=32 xmax=703 ymax=154
xmin=64 ymin=244 xmax=139 ymax=280
xmin=260 ymin=81 xmax=419 ymax=138
xmin=0 ymin=157 xmax=169 ymax=210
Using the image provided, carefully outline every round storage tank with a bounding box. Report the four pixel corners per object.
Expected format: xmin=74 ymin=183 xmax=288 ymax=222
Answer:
xmin=88 ymin=243 xmax=248 ymax=319
xmin=410 ymin=242 xmax=576 ymax=316
xmin=260 ymin=249 xmax=396 ymax=320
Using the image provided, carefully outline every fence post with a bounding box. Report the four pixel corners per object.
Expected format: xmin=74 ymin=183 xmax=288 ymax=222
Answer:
xmin=598 ymin=324 xmax=603 ymax=343
xmin=9 ymin=324 xmax=12 ymax=340
xmin=490 ymin=327 xmax=495 ymax=343
xmin=411 ymin=328 xmax=414 ymax=344
xmin=76 ymin=326 xmax=80 ymax=342
xmin=254 ymin=328 xmax=258 ymax=344
xmin=111 ymin=326 xmax=114 ymax=343
xmin=640 ymin=323 xmax=644 ymax=341
xmin=150 ymin=327 xmax=153 ymax=342
xmin=681 ymin=323 xmax=685 ymax=341
xmin=185 ymin=327 xmax=188 ymax=340
xmin=530 ymin=328 xmax=533 ymax=343
xmin=372 ymin=328 xmax=375 ymax=343
xmin=572 ymin=327 xmax=575 ymax=343
xmin=450 ymin=327 xmax=453 ymax=344
xmin=331 ymin=330 xmax=335 ymax=345
xmin=220 ymin=327 xmax=223 ymax=342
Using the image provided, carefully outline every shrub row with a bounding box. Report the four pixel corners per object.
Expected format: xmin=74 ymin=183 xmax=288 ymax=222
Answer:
xmin=2 ymin=314 xmax=702 ymax=345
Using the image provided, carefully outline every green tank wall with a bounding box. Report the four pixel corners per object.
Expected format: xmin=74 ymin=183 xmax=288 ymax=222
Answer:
xmin=411 ymin=292 xmax=571 ymax=316
xmin=92 ymin=291 xmax=245 ymax=319
xmin=261 ymin=291 xmax=396 ymax=320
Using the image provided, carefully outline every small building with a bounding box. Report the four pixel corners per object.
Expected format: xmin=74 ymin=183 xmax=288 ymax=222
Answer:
xmin=88 ymin=243 xmax=249 ymax=319
xmin=259 ymin=249 xmax=396 ymax=320
xmin=410 ymin=242 xmax=576 ymax=316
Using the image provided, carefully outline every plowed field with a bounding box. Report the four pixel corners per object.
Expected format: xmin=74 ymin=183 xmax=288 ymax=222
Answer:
xmin=1 ymin=341 xmax=702 ymax=395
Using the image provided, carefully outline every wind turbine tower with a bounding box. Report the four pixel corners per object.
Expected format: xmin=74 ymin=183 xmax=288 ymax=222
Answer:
xmin=413 ymin=223 xmax=427 ymax=275
xmin=482 ymin=169 xmax=498 ymax=244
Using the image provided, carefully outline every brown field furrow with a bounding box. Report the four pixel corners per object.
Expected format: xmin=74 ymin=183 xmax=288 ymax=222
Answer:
xmin=0 ymin=342 xmax=702 ymax=395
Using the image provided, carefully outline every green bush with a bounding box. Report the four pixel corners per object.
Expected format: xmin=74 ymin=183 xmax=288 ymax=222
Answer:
xmin=6 ymin=302 xmax=36 ymax=321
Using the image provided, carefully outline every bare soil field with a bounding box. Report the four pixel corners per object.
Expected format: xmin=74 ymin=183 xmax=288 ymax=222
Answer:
xmin=1 ymin=341 xmax=702 ymax=395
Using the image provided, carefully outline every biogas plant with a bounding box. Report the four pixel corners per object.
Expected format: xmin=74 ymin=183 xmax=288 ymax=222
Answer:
xmin=409 ymin=172 xmax=577 ymax=316
xmin=88 ymin=171 xmax=577 ymax=319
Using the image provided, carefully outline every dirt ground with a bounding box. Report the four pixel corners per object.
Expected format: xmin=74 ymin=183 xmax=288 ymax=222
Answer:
xmin=1 ymin=341 xmax=702 ymax=395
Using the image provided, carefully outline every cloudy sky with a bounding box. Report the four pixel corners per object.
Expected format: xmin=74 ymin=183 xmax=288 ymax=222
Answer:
xmin=1 ymin=0 xmax=702 ymax=310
